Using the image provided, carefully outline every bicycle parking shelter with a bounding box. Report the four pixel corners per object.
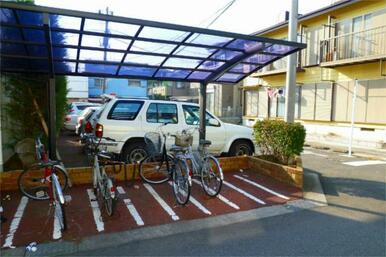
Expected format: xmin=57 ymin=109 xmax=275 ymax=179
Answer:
xmin=0 ymin=1 xmax=306 ymax=160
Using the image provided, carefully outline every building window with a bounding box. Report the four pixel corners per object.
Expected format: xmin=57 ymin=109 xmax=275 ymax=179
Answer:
xmin=244 ymin=90 xmax=258 ymax=116
xmin=128 ymin=79 xmax=141 ymax=87
xmin=95 ymin=78 xmax=104 ymax=89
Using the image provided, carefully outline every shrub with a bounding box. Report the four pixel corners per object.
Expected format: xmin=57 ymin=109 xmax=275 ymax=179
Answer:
xmin=253 ymin=119 xmax=306 ymax=165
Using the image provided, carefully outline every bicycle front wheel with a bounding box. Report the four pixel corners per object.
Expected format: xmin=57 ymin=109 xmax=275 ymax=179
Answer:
xmin=201 ymin=155 xmax=223 ymax=197
xmin=139 ymin=154 xmax=173 ymax=184
xmin=18 ymin=164 xmax=68 ymax=200
xmin=103 ymin=177 xmax=116 ymax=216
xmin=172 ymin=158 xmax=191 ymax=205
xmin=54 ymin=199 xmax=67 ymax=232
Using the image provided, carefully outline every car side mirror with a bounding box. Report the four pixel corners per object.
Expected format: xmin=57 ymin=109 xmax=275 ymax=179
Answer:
xmin=208 ymin=118 xmax=220 ymax=127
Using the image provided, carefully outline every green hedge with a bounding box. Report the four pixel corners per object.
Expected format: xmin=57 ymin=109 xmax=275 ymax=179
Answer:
xmin=253 ymin=119 xmax=306 ymax=165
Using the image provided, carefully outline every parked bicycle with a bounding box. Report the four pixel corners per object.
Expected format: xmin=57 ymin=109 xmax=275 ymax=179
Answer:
xmin=177 ymin=127 xmax=223 ymax=197
xmin=18 ymin=137 xmax=68 ymax=232
xmin=139 ymin=123 xmax=191 ymax=205
xmin=88 ymin=134 xmax=118 ymax=216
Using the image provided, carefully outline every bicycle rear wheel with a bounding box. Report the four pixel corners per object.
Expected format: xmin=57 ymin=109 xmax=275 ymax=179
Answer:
xmin=201 ymin=155 xmax=223 ymax=197
xmin=18 ymin=164 xmax=68 ymax=200
xmin=139 ymin=154 xmax=173 ymax=184
xmin=172 ymin=158 xmax=191 ymax=205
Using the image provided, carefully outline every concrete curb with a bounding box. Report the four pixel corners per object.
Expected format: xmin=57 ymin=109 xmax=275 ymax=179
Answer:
xmin=2 ymin=171 xmax=327 ymax=257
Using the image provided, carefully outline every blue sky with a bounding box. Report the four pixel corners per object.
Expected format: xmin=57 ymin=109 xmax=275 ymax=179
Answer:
xmin=36 ymin=0 xmax=334 ymax=34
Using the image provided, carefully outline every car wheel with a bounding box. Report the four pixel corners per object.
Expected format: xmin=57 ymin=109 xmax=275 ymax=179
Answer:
xmin=229 ymin=140 xmax=253 ymax=156
xmin=121 ymin=142 xmax=148 ymax=164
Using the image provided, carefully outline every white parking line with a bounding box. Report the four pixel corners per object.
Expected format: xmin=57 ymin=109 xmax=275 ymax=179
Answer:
xmin=233 ymin=175 xmax=290 ymax=200
xmin=123 ymin=198 xmax=144 ymax=226
xmin=342 ymin=160 xmax=386 ymax=166
xmin=2 ymin=196 xmax=29 ymax=248
xmin=192 ymin=179 xmax=240 ymax=210
xmin=143 ymin=183 xmax=179 ymax=221
xmin=223 ymin=181 xmax=266 ymax=205
xmin=116 ymin=186 xmax=126 ymax=195
xmin=168 ymin=181 xmax=211 ymax=215
xmin=86 ymin=189 xmax=104 ymax=232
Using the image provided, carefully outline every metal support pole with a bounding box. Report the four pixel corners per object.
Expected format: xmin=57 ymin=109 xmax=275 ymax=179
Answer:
xmin=43 ymin=13 xmax=56 ymax=160
xmin=47 ymin=78 xmax=57 ymax=160
xmin=199 ymin=83 xmax=207 ymax=142
xmin=284 ymin=0 xmax=298 ymax=123
xmin=348 ymin=79 xmax=358 ymax=157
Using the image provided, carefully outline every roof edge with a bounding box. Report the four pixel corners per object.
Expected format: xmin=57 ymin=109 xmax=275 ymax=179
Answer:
xmin=252 ymin=0 xmax=361 ymax=36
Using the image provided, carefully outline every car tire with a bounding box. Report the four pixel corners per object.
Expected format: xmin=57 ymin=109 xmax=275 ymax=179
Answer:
xmin=229 ymin=140 xmax=253 ymax=156
xmin=121 ymin=141 xmax=148 ymax=164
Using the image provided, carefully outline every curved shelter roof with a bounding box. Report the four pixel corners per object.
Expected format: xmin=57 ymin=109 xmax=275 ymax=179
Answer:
xmin=0 ymin=2 xmax=306 ymax=84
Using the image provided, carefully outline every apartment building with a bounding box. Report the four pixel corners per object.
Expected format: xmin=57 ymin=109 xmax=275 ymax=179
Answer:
xmin=243 ymin=0 xmax=386 ymax=149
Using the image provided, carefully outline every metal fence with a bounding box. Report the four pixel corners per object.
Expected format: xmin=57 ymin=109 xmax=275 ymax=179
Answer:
xmin=320 ymin=25 xmax=386 ymax=63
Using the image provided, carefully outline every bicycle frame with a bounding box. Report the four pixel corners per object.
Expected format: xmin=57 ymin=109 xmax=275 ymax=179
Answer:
xmin=91 ymin=137 xmax=116 ymax=200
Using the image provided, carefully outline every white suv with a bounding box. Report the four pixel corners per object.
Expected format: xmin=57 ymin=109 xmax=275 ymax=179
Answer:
xmin=95 ymin=98 xmax=255 ymax=163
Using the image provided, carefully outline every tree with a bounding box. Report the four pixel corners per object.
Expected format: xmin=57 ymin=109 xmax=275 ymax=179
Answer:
xmin=2 ymin=0 xmax=68 ymax=147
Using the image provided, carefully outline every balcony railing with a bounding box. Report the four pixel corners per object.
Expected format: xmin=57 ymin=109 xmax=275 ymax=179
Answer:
xmin=320 ymin=25 xmax=386 ymax=64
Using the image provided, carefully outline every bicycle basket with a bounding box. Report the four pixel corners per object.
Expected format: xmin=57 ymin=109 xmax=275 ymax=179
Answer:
xmin=144 ymin=132 xmax=163 ymax=156
xmin=175 ymin=133 xmax=193 ymax=147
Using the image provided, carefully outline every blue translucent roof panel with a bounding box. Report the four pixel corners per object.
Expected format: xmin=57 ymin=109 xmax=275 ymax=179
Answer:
xmin=0 ymin=8 xmax=16 ymax=23
xmin=230 ymin=63 xmax=258 ymax=74
xmin=164 ymin=57 xmax=202 ymax=69
xmin=79 ymin=49 xmax=124 ymax=62
xmin=188 ymin=71 xmax=211 ymax=80
xmin=0 ymin=43 xmax=26 ymax=55
xmin=79 ymin=63 xmax=118 ymax=74
xmin=119 ymin=66 xmax=157 ymax=76
xmin=0 ymin=2 xmax=306 ymax=84
xmin=51 ymin=32 xmax=79 ymax=45
xmin=139 ymin=27 xmax=189 ymax=42
xmin=216 ymin=73 xmax=244 ymax=82
xmin=124 ymin=54 xmax=165 ymax=66
xmin=1 ymin=27 xmax=22 ymax=40
xmin=155 ymin=69 xmax=191 ymax=79
xmin=131 ymin=40 xmax=176 ymax=54
xmin=23 ymin=28 xmax=45 ymax=43
xmin=174 ymin=46 xmax=216 ymax=58
xmin=211 ymin=50 xmax=242 ymax=61
xmin=54 ymin=61 xmax=76 ymax=73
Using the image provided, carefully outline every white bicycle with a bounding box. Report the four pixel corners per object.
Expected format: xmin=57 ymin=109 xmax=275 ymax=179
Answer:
xmin=175 ymin=127 xmax=223 ymax=197
xmin=88 ymin=135 xmax=117 ymax=216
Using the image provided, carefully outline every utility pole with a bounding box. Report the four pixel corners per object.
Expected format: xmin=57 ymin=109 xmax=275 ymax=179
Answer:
xmin=284 ymin=0 xmax=298 ymax=123
xmin=99 ymin=7 xmax=113 ymax=94
xmin=348 ymin=79 xmax=358 ymax=157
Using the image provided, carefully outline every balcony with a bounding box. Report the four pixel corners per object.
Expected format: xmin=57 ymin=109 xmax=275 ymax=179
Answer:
xmin=253 ymin=51 xmax=305 ymax=77
xmin=320 ymin=25 xmax=386 ymax=67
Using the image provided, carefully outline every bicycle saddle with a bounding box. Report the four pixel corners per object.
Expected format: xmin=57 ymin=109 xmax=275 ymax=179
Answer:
xmin=199 ymin=139 xmax=212 ymax=146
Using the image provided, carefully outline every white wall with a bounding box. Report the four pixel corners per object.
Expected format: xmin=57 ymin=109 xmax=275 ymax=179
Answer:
xmin=67 ymin=76 xmax=88 ymax=99
xmin=243 ymin=117 xmax=386 ymax=149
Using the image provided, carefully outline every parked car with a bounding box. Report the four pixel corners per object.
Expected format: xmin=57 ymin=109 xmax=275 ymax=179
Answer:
xmin=94 ymin=98 xmax=255 ymax=163
xmin=64 ymin=102 xmax=100 ymax=131
xmin=75 ymin=106 xmax=101 ymax=135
